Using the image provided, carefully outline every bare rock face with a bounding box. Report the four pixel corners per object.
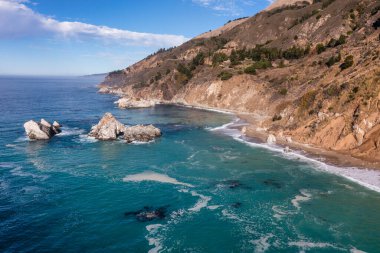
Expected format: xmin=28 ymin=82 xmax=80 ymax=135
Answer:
xmin=267 ymin=134 xmax=277 ymax=144
xmin=89 ymin=113 xmax=127 ymax=140
xmin=116 ymin=97 xmax=155 ymax=109
xmin=24 ymin=119 xmax=61 ymax=140
xmin=123 ymin=125 xmax=161 ymax=143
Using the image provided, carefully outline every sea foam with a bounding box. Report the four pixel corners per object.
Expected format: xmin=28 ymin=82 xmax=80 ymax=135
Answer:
xmin=146 ymin=224 xmax=164 ymax=253
xmin=123 ymin=171 xmax=193 ymax=187
xmin=291 ymin=189 xmax=312 ymax=210
xmin=57 ymin=127 xmax=85 ymax=136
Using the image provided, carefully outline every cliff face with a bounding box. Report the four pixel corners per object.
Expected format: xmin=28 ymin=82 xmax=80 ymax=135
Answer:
xmin=100 ymin=0 xmax=380 ymax=163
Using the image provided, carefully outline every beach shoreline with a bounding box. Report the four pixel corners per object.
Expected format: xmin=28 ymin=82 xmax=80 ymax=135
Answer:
xmin=167 ymin=102 xmax=380 ymax=192
xmin=172 ymin=101 xmax=380 ymax=170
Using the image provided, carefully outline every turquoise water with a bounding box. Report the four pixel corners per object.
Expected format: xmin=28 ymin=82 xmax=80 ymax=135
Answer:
xmin=0 ymin=76 xmax=380 ymax=253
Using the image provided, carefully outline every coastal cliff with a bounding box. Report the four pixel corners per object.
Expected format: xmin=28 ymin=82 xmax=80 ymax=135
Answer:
xmin=99 ymin=0 xmax=380 ymax=164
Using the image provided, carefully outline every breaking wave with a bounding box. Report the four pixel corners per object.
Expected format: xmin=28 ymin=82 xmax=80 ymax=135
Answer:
xmin=123 ymin=171 xmax=193 ymax=187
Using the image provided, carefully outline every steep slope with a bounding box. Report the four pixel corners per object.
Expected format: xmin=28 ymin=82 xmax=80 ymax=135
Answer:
xmin=99 ymin=0 xmax=380 ymax=164
xmin=266 ymin=0 xmax=313 ymax=10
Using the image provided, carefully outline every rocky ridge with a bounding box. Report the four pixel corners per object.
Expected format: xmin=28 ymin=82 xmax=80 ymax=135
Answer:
xmin=99 ymin=0 xmax=380 ymax=164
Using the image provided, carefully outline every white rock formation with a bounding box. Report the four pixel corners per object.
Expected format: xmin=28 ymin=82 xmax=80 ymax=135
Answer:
xmin=53 ymin=121 xmax=61 ymax=128
xmin=123 ymin=125 xmax=162 ymax=143
xmin=89 ymin=113 xmax=127 ymax=140
xmin=24 ymin=119 xmax=61 ymax=140
xmin=89 ymin=113 xmax=161 ymax=142
xmin=115 ymin=97 xmax=155 ymax=109
xmin=285 ymin=136 xmax=293 ymax=143
xmin=267 ymin=134 xmax=277 ymax=144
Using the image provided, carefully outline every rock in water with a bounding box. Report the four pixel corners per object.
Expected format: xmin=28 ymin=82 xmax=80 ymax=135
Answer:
xmin=124 ymin=206 xmax=167 ymax=222
xmin=89 ymin=113 xmax=127 ymax=140
xmin=116 ymin=97 xmax=155 ymax=109
xmin=24 ymin=119 xmax=61 ymax=140
xmin=123 ymin=125 xmax=161 ymax=143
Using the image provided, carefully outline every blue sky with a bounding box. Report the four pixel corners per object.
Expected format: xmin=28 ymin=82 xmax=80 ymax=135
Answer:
xmin=0 ymin=0 xmax=272 ymax=76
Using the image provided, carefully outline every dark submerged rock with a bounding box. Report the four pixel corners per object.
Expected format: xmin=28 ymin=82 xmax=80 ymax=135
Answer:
xmin=124 ymin=206 xmax=167 ymax=222
xmin=263 ymin=179 xmax=282 ymax=189
xmin=231 ymin=202 xmax=242 ymax=208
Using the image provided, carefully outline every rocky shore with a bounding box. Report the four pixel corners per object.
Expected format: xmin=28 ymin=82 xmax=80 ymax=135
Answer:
xmin=115 ymin=97 xmax=156 ymax=109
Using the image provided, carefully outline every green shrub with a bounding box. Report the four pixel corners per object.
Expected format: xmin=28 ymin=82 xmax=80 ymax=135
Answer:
xmin=190 ymin=52 xmax=205 ymax=69
xmin=244 ymin=65 xmax=257 ymax=75
xmin=154 ymin=72 xmax=162 ymax=81
xmin=299 ymin=90 xmax=317 ymax=111
xmin=325 ymin=53 xmax=341 ymax=67
xmin=279 ymin=88 xmax=288 ymax=95
xmin=316 ymin=43 xmax=326 ymax=54
xmin=330 ymin=35 xmax=346 ymax=47
xmin=282 ymin=45 xmax=310 ymax=59
xmin=229 ymin=50 xmax=241 ymax=66
xmin=340 ymin=55 xmax=354 ymax=70
xmin=110 ymin=69 xmax=124 ymax=75
xmin=324 ymin=85 xmax=340 ymax=97
xmin=177 ymin=63 xmax=192 ymax=79
xmin=252 ymin=60 xmax=272 ymax=69
xmin=212 ymin=52 xmax=228 ymax=66
xmin=218 ymin=71 xmax=233 ymax=81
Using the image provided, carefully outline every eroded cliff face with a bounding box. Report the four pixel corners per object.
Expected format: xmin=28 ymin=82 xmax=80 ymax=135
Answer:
xmin=99 ymin=0 xmax=380 ymax=163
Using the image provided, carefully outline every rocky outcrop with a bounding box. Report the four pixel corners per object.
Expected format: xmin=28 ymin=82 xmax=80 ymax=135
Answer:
xmin=267 ymin=134 xmax=276 ymax=144
xmin=89 ymin=113 xmax=161 ymax=142
xmin=115 ymin=97 xmax=156 ymax=109
xmin=123 ymin=125 xmax=161 ymax=143
xmin=24 ymin=119 xmax=61 ymax=140
xmin=89 ymin=113 xmax=127 ymax=140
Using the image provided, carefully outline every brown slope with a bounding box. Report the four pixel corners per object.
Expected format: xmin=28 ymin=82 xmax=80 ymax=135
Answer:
xmin=99 ymin=0 xmax=380 ymax=165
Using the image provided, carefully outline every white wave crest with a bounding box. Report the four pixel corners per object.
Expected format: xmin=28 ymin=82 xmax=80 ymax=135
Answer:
xmin=291 ymin=189 xmax=312 ymax=210
xmin=57 ymin=127 xmax=85 ymax=137
xmin=77 ymin=134 xmax=98 ymax=143
xmin=123 ymin=171 xmax=193 ymax=187
xmin=289 ymin=241 xmax=336 ymax=250
xmin=11 ymin=166 xmax=48 ymax=180
xmin=146 ymin=224 xmax=164 ymax=253
xmin=188 ymin=191 xmax=211 ymax=212
xmin=250 ymin=234 xmax=273 ymax=253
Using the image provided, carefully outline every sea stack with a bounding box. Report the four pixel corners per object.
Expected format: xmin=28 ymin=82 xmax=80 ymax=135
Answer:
xmin=88 ymin=112 xmax=127 ymax=140
xmin=123 ymin=125 xmax=161 ymax=143
xmin=89 ymin=113 xmax=161 ymax=142
xmin=24 ymin=119 xmax=61 ymax=140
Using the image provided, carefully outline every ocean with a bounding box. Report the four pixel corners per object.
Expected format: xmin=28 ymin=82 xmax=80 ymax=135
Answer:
xmin=0 ymin=76 xmax=380 ymax=253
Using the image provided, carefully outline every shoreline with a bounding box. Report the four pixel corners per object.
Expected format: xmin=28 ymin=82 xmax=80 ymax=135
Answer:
xmin=170 ymin=102 xmax=380 ymax=192
xmin=209 ymin=116 xmax=380 ymax=193
xmin=103 ymin=92 xmax=380 ymax=192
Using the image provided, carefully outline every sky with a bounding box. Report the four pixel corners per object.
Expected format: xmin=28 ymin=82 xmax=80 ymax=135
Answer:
xmin=0 ymin=0 xmax=273 ymax=76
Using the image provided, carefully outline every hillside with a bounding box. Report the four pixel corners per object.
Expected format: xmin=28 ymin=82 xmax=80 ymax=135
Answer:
xmin=99 ymin=0 xmax=380 ymax=165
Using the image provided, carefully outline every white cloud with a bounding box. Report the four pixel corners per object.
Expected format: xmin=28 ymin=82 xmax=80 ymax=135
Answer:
xmin=192 ymin=0 xmax=257 ymax=16
xmin=0 ymin=0 xmax=188 ymax=47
